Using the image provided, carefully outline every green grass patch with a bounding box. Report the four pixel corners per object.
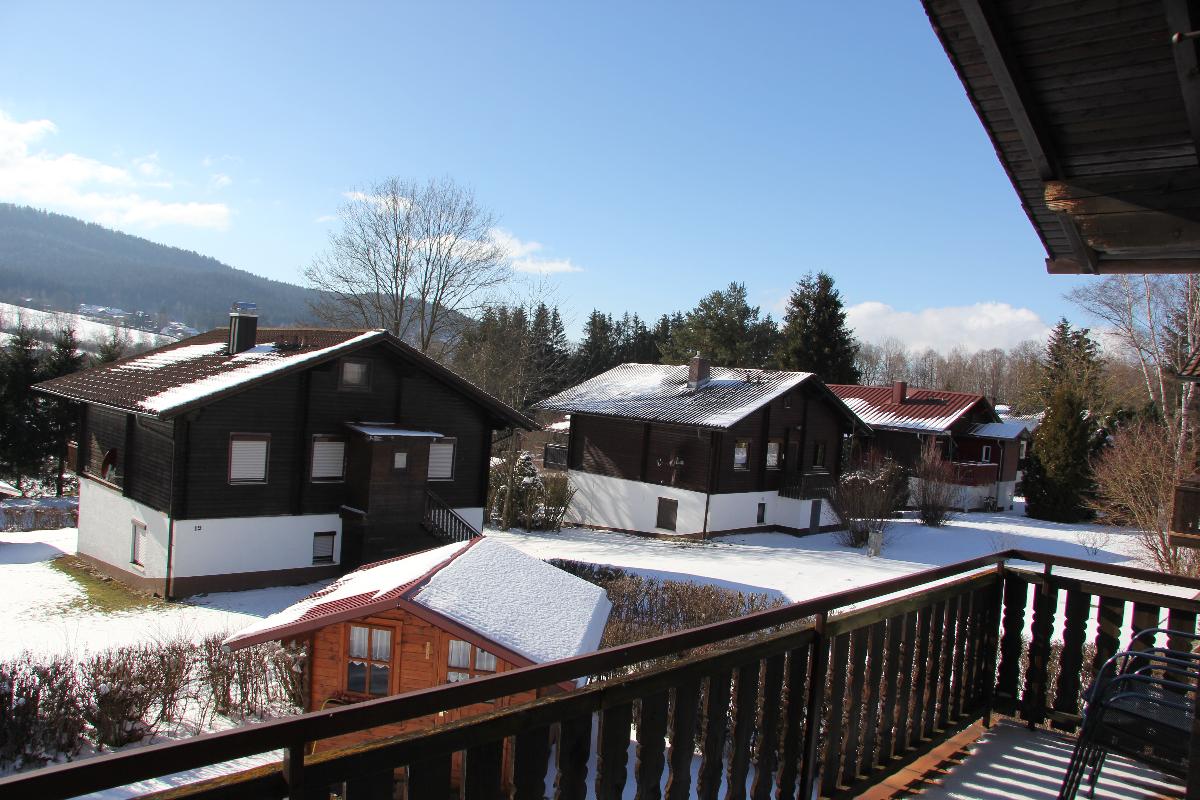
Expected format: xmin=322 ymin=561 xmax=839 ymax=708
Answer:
xmin=49 ymin=556 xmax=164 ymax=614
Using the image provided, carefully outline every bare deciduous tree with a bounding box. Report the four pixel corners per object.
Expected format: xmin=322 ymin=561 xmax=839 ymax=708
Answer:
xmin=914 ymin=438 xmax=960 ymax=527
xmin=304 ymin=177 xmax=511 ymax=354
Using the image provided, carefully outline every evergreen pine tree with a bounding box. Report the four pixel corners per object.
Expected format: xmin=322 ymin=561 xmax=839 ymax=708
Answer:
xmin=571 ymin=310 xmax=620 ymax=380
xmin=660 ymin=283 xmax=779 ymax=367
xmin=93 ymin=329 xmax=128 ymax=365
xmin=1039 ymin=318 xmax=1103 ymax=408
xmin=777 ymin=271 xmax=860 ymax=383
xmin=0 ymin=327 xmax=48 ymax=490
xmin=43 ymin=328 xmax=85 ymax=495
xmin=1023 ymin=387 xmax=1095 ymax=522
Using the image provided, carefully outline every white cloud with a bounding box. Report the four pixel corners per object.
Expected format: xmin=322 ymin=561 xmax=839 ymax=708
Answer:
xmin=0 ymin=110 xmax=230 ymax=230
xmin=512 ymin=257 xmax=584 ymax=274
xmin=490 ymin=228 xmax=543 ymax=259
xmin=342 ymin=190 xmax=410 ymax=211
xmin=314 ymin=214 xmax=336 ymax=224
xmin=847 ymin=301 xmax=1051 ymax=353
xmin=209 ymin=172 xmax=232 ymax=189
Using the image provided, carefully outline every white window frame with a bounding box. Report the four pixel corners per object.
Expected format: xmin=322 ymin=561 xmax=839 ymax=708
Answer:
xmin=310 ymin=435 xmax=346 ymax=482
xmin=428 ymin=438 xmax=456 ymax=481
xmin=312 ymin=531 xmax=336 ymax=565
xmin=130 ymin=518 xmax=147 ymax=568
xmin=733 ymin=439 xmax=750 ymax=471
xmin=1019 ymin=440 xmax=1027 ymax=459
xmin=981 ymin=445 xmax=992 ymax=462
xmin=229 ymin=433 xmax=270 ymax=484
xmin=340 ymin=358 xmax=370 ymax=391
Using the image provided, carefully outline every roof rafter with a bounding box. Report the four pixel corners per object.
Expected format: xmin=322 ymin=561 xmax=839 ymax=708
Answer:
xmin=1166 ymin=0 xmax=1200 ymax=157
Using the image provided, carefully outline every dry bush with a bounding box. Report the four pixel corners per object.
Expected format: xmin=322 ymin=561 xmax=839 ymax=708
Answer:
xmin=81 ymin=647 xmax=158 ymax=747
xmin=830 ymin=457 xmax=902 ymax=550
xmin=489 ymin=451 xmax=576 ymax=531
xmin=142 ymin=638 xmax=196 ymax=725
xmin=1091 ymin=420 xmax=1200 ymax=576
xmin=914 ymin=439 xmax=960 ymax=527
xmin=0 ymin=655 xmax=87 ymax=767
xmin=270 ymin=643 xmax=308 ymax=710
xmin=199 ymin=634 xmax=307 ymax=720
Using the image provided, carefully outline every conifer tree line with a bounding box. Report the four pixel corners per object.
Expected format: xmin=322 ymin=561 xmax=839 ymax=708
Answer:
xmin=0 ymin=326 xmax=118 ymax=494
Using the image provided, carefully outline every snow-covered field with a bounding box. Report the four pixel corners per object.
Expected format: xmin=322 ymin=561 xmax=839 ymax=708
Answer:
xmin=486 ymin=501 xmax=1147 ymax=604
xmin=0 ymin=301 xmax=173 ymax=351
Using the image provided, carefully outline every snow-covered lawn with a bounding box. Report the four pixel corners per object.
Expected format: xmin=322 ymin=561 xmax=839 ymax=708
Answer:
xmin=486 ymin=501 xmax=1148 ymax=605
xmin=0 ymin=528 xmax=328 ymax=660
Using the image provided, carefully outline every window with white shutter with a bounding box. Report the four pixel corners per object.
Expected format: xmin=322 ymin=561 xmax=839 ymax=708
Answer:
xmin=428 ymin=439 xmax=455 ymax=480
xmin=229 ymin=434 xmax=270 ymax=484
xmin=130 ymin=519 xmax=147 ymax=567
xmin=312 ymin=531 xmax=336 ymax=564
xmin=311 ymin=436 xmax=345 ymax=481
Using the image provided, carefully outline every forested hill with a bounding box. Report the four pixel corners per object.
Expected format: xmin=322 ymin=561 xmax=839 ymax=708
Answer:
xmin=0 ymin=204 xmax=317 ymax=328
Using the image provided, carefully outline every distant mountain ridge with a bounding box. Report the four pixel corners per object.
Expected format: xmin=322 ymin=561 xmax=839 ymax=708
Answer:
xmin=0 ymin=204 xmax=317 ymax=329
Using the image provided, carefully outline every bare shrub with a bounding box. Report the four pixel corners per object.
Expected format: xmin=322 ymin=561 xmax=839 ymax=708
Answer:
xmin=914 ymin=439 xmax=959 ymax=527
xmin=489 ymin=451 xmax=576 ymax=531
xmin=830 ymin=457 xmax=902 ymax=550
xmin=81 ymin=647 xmax=157 ymax=747
xmin=1091 ymin=420 xmax=1200 ymax=576
xmin=0 ymin=654 xmax=86 ymax=767
xmin=269 ymin=642 xmax=308 ymax=710
xmin=199 ymin=635 xmax=236 ymax=717
xmin=199 ymin=634 xmax=307 ymax=720
xmin=142 ymin=638 xmax=195 ymax=725
xmin=540 ymin=471 xmax=576 ymax=531
xmin=1073 ymin=527 xmax=1112 ymax=558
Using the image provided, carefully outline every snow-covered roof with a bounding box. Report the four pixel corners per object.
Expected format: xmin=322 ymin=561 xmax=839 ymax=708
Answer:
xmin=964 ymin=421 xmax=1029 ymax=440
xmin=998 ymin=411 xmax=1044 ymax=433
xmin=829 ymin=384 xmax=991 ymax=433
xmin=535 ymin=363 xmax=860 ymax=430
xmin=223 ymin=538 xmax=611 ymax=666
xmin=345 ymin=424 xmax=444 ymax=438
xmin=34 ymin=327 xmax=535 ymax=428
xmin=0 ymin=480 xmax=19 ymax=497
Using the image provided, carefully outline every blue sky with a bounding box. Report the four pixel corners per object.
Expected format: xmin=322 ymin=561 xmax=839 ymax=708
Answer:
xmin=0 ymin=1 xmax=1095 ymax=348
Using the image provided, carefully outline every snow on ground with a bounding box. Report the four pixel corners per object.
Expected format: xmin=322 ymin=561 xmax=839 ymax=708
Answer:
xmin=487 ymin=500 xmax=1146 ymax=605
xmin=0 ymin=301 xmax=173 ymax=350
xmin=0 ymin=528 xmax=329 ymax=660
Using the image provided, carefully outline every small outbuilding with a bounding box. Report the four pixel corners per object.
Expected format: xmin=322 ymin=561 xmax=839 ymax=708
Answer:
xmin=224 ymin=536 xmax=610 ymax=766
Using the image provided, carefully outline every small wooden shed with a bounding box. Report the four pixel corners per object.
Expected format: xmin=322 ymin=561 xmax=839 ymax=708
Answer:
xmin=224 ymin=537 xmax=610 ymax=764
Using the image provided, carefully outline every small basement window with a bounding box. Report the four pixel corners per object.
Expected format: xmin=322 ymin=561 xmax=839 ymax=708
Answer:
xmin=757 ymin=502 xmax=766 ymax=525
xmin=428 ymin=438 xmax=455 ymax=480
xmin=447 ymin=639 xmax=498 ymax=696
xmin=340 ymin=358 xmax=370 ymax=390
xmin=981 ymin=445 xmax=992 ymax=462
xmin=765 ymin=440 xmax=782 ymax=470
xmin=130 ymin=519 xmax=147 ymax=567
xmin=312 ymin=531 xmax=335 ymax=564
xmin=347 ymin=624 xmax=392 ymax=696
xmin=656 ymin=496 xmax=678 ymax=531
xmin=229 ymin=434 xmax=269 ymax=484
xmin=733 ymin=439 xmax=750 ymax=471
xmin=311 ymin=435 xmax=346 ymax=482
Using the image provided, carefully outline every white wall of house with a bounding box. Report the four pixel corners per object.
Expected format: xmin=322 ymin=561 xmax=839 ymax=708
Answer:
xmin=455 ymin=507 xmax=484 ymax=532
xmin=79 ymin=478 xmax=171 ymax=580
xmin=568 ymin=471 xmax=840 ymax=535
xmin=170 ymin=514 xmax=342 ymax=577
xmin=909 ymin=477 xmax=1015 ymax=512
xmin=568 ymin=471 xmax=707 ymax=534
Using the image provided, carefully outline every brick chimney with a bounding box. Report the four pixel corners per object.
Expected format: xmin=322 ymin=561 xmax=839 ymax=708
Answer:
xmin=891 ymin=380 xmax=907 ymax=404
xmin=688 ymin=353 xmax=711 ymax=389
xmin=228 ymin=301 xmax=258 ymax=355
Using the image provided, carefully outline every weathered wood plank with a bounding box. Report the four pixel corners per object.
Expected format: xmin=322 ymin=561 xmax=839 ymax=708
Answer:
xmin=463 ymin=739 xmax=503 ymax=800
xmin=595 ymin=705 xmax=632 ymax=800
xmin=635 ymin=691 xmax=669 ymax=800
xmin=922 ymin=600 xmax=946 ymax=739
xmin=1052 ymin=589 xmax=1091 ymax=732
xmin=1022 ymin=574 xmax=1057 ymax=726
xmin=950 ymin=592 xmax=969 ymax=723
xmin=554 ymin=714 xmax=592 ymax=800
xmin=696 ymin=670 xmax=731 ymax=800
xmin=665 ymin=677 xmax=700 ymax=800
xmin=513 ymin=725 xmax=552 ymax=800
xmin=1093 ymin=595 xmax=1124 ymax=676
xmin=821 ymin=633 xmax=850 ymax=797
xmin=1131 ymin=602 xmax=1162 ymax=650
xmin=774 ymin=646 xmax=808 ymax=799
xmin=910 ymin=605 xmax=933 ymax=745
xmin=406 ymin=752 xmax=451 ymax=800
xmin=894 ymin=611 xmax=917 ymax=753
xmin=841 ymin=628 xmax=868 ymax=786
xmin=859 ymin=621 xmax=886 ymax=777
xmin=995 ymin=575 xmax=1027 ymax=715
xmin=725 ymin=661 xmax=761 ymax=800
xmin=937 ymin=597 xmax=957 ymax=731
xmin=749 ymin=653 xmax=785 ymax=800
xmin=877 ymin=615 xmax=902 ymax=765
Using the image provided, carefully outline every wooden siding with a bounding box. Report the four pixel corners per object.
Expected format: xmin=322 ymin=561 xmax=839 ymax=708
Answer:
xmin=397 ymin=370 xmax=491 ymax=508
xmin=571 ymin=415 xmax=644 ymax=479
xmin=83 ymin=406 xmax=126 ymax=487
xmin=127 ymin=416 xmax=174 ymax=511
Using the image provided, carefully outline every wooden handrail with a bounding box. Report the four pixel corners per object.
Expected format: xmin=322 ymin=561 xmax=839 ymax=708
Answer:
xmin=5 ymin=548 xmax=1199 ymax=798
xmin=422 ymin=488 xmax=480 ymax=543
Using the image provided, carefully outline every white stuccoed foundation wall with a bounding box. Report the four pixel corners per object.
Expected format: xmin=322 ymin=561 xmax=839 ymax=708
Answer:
xmin=79 ymin=478 xmax=170 ymax=579
xmin=170 ymin=514 xmax=342 ymax=577
xmin=455 ymin=507 xmax=484 ymax=532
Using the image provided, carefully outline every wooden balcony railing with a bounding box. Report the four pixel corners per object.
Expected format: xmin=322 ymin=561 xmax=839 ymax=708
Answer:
xmin=951 ymin=461 xmax=1000 ymax=487
xmin=1170 ymin=478 xmax=1200 ymax=549
xmin=779 ymin=470 xmax=836 ymax=500
xmin=421 ymin=489 xmax=481 ymax=544
xmin=542 ymin=442 xmax=568 ymax=470
xmin=3 ymin=551 xmax=1198 ymax=799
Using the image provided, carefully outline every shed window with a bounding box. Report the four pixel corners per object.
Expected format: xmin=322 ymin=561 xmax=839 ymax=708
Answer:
xmin=340 ymin=359 xmax=370 ymax=390
xmin=130 ymin=519 xmax=147 ymax=567
xmin=733 ymin=439 xmax=750 ymax=471
xmin=229 ymin=434 xmax=269 ymax=484
xmin=428 ymin=439 xmax=455 ymax=480
xmin=393 ymin=450 xmax=408 ymax=470
xmin=656 ymin=497 xmax=678 ymax=531
xmin=757 ymin=502 xmax=766 ymax=525
xmin=312 ymin=531 xmax=335 ymax=564
xmin=765 ymin=440 xmax=782 ymax=470
xmin=812 ymin=441 xmax=827 ymax=468
xmin=981 ymin=445 xmax=992 ymax=462
xmin=347 ymin=624 xmax=392 ymax=696
xmin=447 ymin=639 xmax=497 ymax=692
xmin=311 ymin=436 xmax=346 ymax=481
xmin=1019 ymin=440 xmax=1027 ymax=459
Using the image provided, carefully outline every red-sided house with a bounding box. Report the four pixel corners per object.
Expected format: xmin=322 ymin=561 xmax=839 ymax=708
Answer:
xmin=535 ymin=355 xmax=866 ymax=537
xmin=829 ymin=381 xmax=1030 ymax=511
xmin=224 ymin=536 xmax=610 ymax=789
xmin=33 ymin=306 xmax=535 ymax=598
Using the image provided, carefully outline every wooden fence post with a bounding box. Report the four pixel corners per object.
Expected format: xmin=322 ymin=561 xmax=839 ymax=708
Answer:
xmin=798 ymin=612 xmax=829 ymax=800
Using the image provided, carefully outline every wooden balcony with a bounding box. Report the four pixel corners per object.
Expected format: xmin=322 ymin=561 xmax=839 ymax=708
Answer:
xmin=1170 ymin=478 xmax=1200 ymax=549
xmin=951 ymin=461 xmax=999 ymax=487
xmin=778 ymin=470 xmax=835 ymax=500
xmin=2 ymin=552 xmax=1195 ymax=799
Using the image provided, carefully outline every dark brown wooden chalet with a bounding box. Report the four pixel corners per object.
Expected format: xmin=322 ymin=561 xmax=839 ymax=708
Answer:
xmin=534 ymin=355 xmax=865 ymax=537
xmin=34 ymin=308 xmax=534 ymax=597
xmin=830 ymin=381 xmax=1029 ymax=511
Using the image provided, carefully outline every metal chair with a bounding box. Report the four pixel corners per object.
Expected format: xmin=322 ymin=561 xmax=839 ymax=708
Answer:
xmin=1058 ymin=628 xmax=1198 ymax=799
